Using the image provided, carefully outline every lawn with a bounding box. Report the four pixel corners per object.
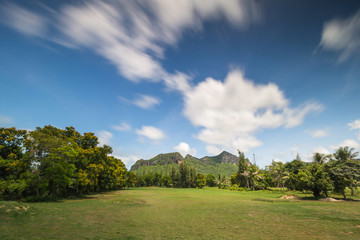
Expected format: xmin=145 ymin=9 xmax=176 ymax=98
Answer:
xmin=1 ymin=187 xmax=359 ymax=239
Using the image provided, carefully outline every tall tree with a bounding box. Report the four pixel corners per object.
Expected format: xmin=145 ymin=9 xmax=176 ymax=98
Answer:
xmin=327 ymin=147 xmax=359 ymax=198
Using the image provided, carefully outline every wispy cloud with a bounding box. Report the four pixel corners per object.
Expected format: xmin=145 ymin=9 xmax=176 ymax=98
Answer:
xmin=320 ymin=9 xmax=360 ymax=62
xmin=306 ymin=128 xmax=330 ymax=138
xmin=348 ymin=119 xmax=360 ymax=140
xmin=135 ymin=125 xmax=166 ymax=141
xmin=133 ymin=95 xmax=161 ymax=109
xmin=98 ymin=130 xmax=113 ymax=146
xmin=0 ymin=115 xmax=14 ymax=126
xmin=119 ymin=94 xmax=161 ymax=110
xmin=111 ymin=122 xmax=132 ymax=132
xmin=330 ymin=139 xmax=360 ymax=151
xmin=0 ymin=0 xmax=260 ymax=90
xmin=0 ymin=3 xmax=47 ymax=37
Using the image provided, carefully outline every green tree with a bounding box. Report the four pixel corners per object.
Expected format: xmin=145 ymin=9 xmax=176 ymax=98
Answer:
xmin=327 ymin=147 xmax=360 ymax=198
xmin=298 ymin=163 xmax=333 ymax=198
xmin=234 ymin=150 xmax=250 ymax=188
xmin=266 ymin=160 xmax=288 ymax=190
xmin=205 ymin=174 xmax=216 ymax=187
xmin=313 ymin=152 xmax=327 ymax=165
xmin=126 ymin=172 xmax=137 ymax=188
xmin=196 ymin=174 xmax=206 ymax=189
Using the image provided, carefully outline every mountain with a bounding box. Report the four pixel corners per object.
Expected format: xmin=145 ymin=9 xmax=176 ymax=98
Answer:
xmin=130 ymin=151 xmax=248 ymax=178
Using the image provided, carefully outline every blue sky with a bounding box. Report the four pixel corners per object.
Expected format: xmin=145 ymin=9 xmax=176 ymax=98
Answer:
xmin=1 ymin=0 xmax=360 ymax=169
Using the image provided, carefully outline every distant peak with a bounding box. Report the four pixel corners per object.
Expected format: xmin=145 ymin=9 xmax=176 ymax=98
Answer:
xmin=218 ymin=151 xmax=232 ymax=156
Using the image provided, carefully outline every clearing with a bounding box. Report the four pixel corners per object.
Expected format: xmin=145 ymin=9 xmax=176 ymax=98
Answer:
xmin=1 ymin=187 xmax=359 ymax=239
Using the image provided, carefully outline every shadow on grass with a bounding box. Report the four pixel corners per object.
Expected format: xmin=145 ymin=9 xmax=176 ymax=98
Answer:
xmin=22 ymin=188 xmax=130 ymax=203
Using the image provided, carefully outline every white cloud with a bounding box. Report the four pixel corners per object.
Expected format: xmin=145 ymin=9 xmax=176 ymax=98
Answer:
xmin=184 ymin=70 xmax=323 ymax=153
xmin=119 ymin=94 xmax=161 ymax=109
xmin=174 ymin=142 xmax=197 ymax=157
xmin=0 ymin=115 xmax=14 ymax=126
xmin=206 ymin=145 xmax=223 ymax=155
xmin=291 ymin=145 xmax=299 ymax=158
xmin=330 ymin=139 xmax=360 ymax=151
xmin=272 ymin=151 xmax=287 ymax=162
xmin=1 ymin=1 xmax=259 ymax=88
xmin=111 ymin=154 xmax=139 ymax=170
xmin=311 ymin=146 xmax=331 ymax=155
xmin=163 ymin=71 xmax=192 ymax=93
xmin=111 ymin=122 xmax=132 ymax=132
xmin=133 ymin=95 xmax=161 ymax=109
xmin=135 ymin=125 xmax=166 ymax=141
xmin=98 ymin=130 xmax=113 ymax=146
xmin=306 ymin=128 xmax=329 ymax=138
xmin=320 ymin=10 xmax=360 ymax=62
xmin=348 ymin=119 xmax=360 ymax=140
xmin=0 ymin=3 xmax=47 ymax=37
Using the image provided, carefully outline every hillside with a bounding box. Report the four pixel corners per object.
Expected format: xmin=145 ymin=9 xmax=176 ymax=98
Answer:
xmin=130 ymin=151 xmax=249 ymax=178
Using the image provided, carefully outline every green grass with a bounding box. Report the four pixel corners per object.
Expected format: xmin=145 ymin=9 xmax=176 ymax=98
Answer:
xmin=1 ymin=188 xmax=360 ymax=239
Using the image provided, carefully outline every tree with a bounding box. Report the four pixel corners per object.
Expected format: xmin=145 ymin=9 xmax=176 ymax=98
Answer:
xmin=162 ymin=175 xmax=172 ymax=187
xmin=126 ymin=172 xmax=137 ymax=188
xmin=327 ymin=147 xmax=360 ymax=198
xmin=334 ymin=147 xmax=358 ymax=162
xmin=1 ymin=126 xmax=127 ymax=200
xmin=313 ymin=152 xmax=327 ymax=165
xmin=205 ymin=174 xmax=216 ymax=187
xmin=233 ymin=150 xmax=250 ymax=188
xmin=298 ymin=164 xmax=333 ymax=198
xmin=196 ymin=174 xmax=206 ymax=189
xmin=266 ymin=160 xmax=288 ymax=190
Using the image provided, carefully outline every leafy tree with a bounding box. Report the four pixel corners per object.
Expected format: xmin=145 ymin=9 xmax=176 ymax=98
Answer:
xmin=205 ymin=174 xmax=216 ymax=187
xmin=0 ymin=126 xmax=126 ymax=200
xmin=196 ymin=174 xmax=206 ymax=189
xmin=298 ymin=163 xmax=333 ymax=198
xmin=126 ymin=172 xmax=137 ymax=188
xmin=0 ymin=127 xmax=27 ymax=160
xmin=326 ymin=147 xmax=360 ymax=198
xmin=162 ymin=175 xmax=172 ymax=187
xmin=230 ymin=151 xmax=250 ymax=188
xmin=266 ymin=160 xmax=288 ymax=190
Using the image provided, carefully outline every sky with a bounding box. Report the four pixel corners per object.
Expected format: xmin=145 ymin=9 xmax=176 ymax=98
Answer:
xmin=1 ymin=0 xmax=360 ymax=169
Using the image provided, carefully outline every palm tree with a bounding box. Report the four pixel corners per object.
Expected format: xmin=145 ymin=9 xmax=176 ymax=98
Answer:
xmin=333 ymin=147 xmax=359 ymax=196
xmin=313 ymin=152 xmax=327 ymax=164
xmin=334 ymin=147 xmax=358 ymax=162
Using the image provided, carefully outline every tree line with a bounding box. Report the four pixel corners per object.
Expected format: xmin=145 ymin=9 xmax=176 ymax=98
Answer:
xmin=0 ymin=126 xmax=129 ymax=201
xmin=1 ymin=125 xmax=359 ymax=201
xmin=133 ymin=163 xmax=224 ymax=189
xmin=230 ymin=149 xmax=360 ymax=198
xmin=133 ymin=148 xmax=360 ymax=199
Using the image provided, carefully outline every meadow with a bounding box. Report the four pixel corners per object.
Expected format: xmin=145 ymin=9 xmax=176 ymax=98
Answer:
xmin=1 ymin=187 xmax=359 ymax=240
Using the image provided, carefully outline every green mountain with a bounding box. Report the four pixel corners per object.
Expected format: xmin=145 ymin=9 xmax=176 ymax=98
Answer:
xmin=130 ymin=151 xmax=247 ymax=178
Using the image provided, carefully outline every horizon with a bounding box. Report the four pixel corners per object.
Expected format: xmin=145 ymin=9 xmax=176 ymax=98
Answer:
xmin=1 ymin=0 xmax=360 ymax=170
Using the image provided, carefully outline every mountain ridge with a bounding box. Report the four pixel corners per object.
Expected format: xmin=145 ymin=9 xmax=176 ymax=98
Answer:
xmin=130 ymin=151 xmax=247 ymax=177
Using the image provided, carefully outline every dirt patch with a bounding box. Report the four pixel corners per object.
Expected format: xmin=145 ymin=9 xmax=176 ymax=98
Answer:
xmin=280 ymin=194 xmax=301 ymax=200
xmin=320 ymin=197 xmax=342 ymax=202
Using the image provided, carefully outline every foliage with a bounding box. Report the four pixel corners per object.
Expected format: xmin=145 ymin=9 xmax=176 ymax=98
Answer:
xmin=196 ymin=174 xmax=206 ymax=189
xmin=0 ymin=126 xmax=126 ymax=200
xmin=297 ymin=164 xmax=333 ymax=198
xmin=205 ymin=174 xmax=216 ymax=187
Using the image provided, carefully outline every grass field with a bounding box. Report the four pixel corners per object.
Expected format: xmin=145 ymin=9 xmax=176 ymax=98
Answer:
xmin=1 ymin=188 xmax=360 ymax=240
